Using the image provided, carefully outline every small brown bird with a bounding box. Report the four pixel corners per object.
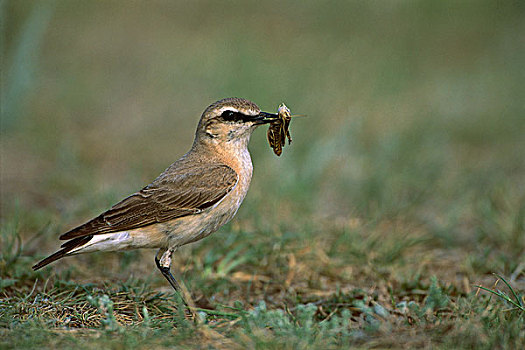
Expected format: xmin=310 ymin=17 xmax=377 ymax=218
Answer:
xmin=33 ymin=98 xmax=278 ymax=300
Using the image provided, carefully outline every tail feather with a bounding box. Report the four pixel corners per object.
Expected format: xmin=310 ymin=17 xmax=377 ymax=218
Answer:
xmin=32 ymin=235 xmax=93 ymax=271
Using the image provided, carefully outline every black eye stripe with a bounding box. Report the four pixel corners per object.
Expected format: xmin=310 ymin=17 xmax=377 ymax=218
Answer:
xmin=220 ymin=110 xmax=246 ymax=122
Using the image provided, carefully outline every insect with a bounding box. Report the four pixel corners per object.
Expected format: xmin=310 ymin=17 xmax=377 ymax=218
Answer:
xmin=267 ymin=103 xmax=293 ymax=156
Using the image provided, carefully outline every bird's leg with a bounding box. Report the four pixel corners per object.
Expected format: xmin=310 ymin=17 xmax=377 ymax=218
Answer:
xmin=155 ymin=248 xmax=183 ymax=294
xmin=155 ymin=248 xmax=195 ymax=313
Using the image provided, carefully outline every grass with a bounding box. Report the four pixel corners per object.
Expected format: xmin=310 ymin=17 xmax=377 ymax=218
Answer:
xmin=1 ymin=0 xmax=524 ymax=348
xmin=476 ymin=274 xmax=525 ymax=313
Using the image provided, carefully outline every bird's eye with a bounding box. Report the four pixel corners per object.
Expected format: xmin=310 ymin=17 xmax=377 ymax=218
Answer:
xmin=220 ymin=110 xmax=243 ymax=122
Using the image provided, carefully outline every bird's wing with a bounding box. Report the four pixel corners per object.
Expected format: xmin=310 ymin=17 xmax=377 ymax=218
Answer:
xmin=59 ymin=164 xmax=238 ymax=240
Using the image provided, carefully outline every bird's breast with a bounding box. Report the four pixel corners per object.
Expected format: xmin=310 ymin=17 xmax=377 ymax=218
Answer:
xmin=163 ymin=148 xmax=254 ymax=247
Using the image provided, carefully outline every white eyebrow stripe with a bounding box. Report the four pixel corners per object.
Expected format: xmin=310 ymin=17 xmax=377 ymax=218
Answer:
xmin=217 ymin=106 xmax=259 ymax=116
xmin=218 ymin=107 xmax=239 ymax=114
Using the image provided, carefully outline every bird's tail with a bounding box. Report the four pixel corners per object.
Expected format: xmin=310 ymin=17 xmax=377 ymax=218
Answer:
xmin=32 ymin=235 xmax=93 ymax=271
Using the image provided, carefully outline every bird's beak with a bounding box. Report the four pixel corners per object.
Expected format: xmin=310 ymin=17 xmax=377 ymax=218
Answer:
xmin=252 ymin=111 xmax=278 ymax=125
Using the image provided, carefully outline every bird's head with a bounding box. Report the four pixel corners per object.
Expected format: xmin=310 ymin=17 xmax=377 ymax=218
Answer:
xmin=194 ymin=98 xmax=277 ymax=149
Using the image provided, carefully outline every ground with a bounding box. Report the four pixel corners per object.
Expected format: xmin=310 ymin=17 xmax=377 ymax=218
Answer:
xmin=1 ymin=1 xmax=524 ymax=348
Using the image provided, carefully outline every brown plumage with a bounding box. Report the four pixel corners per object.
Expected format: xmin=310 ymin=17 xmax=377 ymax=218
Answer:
xmin=59 ymin=164 xmax=237 ymax=240
xmin=32 ymin=235 xmax=93 ymax=270
xmin=32 ymin=98 xmax=280 ymax=306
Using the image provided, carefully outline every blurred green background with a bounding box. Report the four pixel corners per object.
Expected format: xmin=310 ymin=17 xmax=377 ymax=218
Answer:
xmin=2 ymin=0 xmax=524 ymax=281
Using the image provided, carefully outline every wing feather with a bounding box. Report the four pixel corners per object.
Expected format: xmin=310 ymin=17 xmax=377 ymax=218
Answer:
xmin=59 ymin=164 xmax=238 ymax=240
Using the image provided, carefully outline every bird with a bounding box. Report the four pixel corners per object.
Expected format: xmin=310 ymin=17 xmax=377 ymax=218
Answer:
xmin=32 ymin=97 xmax=278 ymax=303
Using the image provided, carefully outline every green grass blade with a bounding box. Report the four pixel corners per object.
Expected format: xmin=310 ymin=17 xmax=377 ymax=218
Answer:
xmin=493 ymin=273 xmax=523 ymax=308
